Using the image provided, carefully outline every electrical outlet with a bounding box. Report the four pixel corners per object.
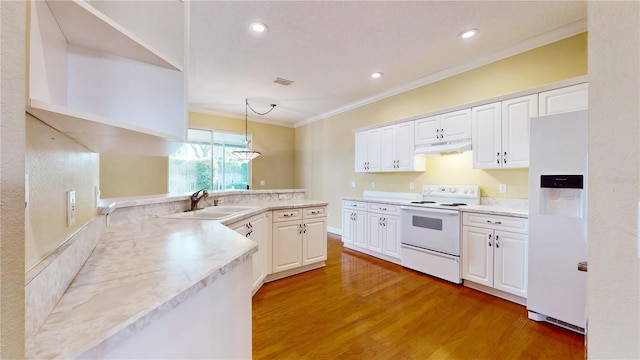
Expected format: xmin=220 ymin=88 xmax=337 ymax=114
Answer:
xmin=260 ymin=180 xmax=265 ymax=186
xmin=499 ymin=184 xmax=507 ymax=193
xmin=67 ymin=190 xmax=76 ymax=227
xmin=351 ymin=181 xmax=356 ymax=188
xmin=409 ymin=182 xmax=414 ymax=190
xmin=371 ymin=182 xmax=376 ymax=189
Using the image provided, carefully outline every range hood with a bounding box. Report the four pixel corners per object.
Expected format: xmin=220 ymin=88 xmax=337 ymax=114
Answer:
xmin=414 ymin=139 xmax=472 ymax=156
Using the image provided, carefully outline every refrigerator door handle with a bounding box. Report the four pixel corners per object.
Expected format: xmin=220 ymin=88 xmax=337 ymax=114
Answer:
xmin=578 ymin=261 xmax=588 ymax=272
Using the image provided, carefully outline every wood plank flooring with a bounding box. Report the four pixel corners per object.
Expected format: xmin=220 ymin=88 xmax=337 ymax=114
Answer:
xmin=253 ymin=233 xmax=584 ymax=359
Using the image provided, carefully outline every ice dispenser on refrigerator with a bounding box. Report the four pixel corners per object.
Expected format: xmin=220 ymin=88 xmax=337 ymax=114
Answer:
xmin=539 ymin=175 xmax=584 ymax=218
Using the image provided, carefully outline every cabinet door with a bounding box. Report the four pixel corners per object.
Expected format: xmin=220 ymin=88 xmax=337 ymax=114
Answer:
xmin=396 ymin=122 xmax=418 ymax=171
xmin=472 ymin=102 xmax=502 ymax=169
xmin=342 ymin=210 xmax=355 ymax=244
xmin=414 ymin=115 xmax=440 ymax=145
xmin=367 ymin=213 xmax=383 ymax=253
xmin=354 ymin=131 xmax=368 ymax=172
xmin=441 ymin=109 xmax=471 ymax=142
xmin=353 ymin=211 xmax=368 ymax=248
xmin=493 ymin=231 xmax=528 ymax=298
xmin=248 ymin=213 xmax=271 ymax=291
xmin=380 ymin=125 xmax=398 ymax=172
xmin=366 ymin=129 xmax=381 ymax=172
xmin=502 ymin=95 xmax=537 ymax=169
xmin=272 ymin=220 xmax=302 ymax=273
xmin=462 ymin=226 xmax=493 ymax=287
xmin=538 ymin=83 xmax=588 ymax=116
xmin=381 ymin=215 xmax=400 ymax=259
xmin=302 ymin=218 xmax=327 ymax=265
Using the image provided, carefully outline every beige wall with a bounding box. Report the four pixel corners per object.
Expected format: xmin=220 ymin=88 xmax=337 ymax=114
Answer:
xmin=1 ymin=1 xmax=26 ymax=357
xmin=100 ymin=154 xmax=168 ymax=198
xmin=587 ymin=2 xmax=640 ymax=358
xmin=295 ymin=33 xmax=588 ymax=230
xmin=25 ymin=116 xmax=100 ymax=270
xmin=99 ymin=112 xmax=295 ymax=196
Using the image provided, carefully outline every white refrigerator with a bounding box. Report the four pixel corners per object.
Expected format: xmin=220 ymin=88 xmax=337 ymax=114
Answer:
xmin=527 ymin=110 xmax=588 ymax=332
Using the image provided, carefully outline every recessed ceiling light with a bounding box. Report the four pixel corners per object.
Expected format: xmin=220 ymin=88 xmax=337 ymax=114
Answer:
xmin=459 ymin=29 xmax=478 ymax=39
xmin=250 ymin=22 xmax=268 ymax=33
xmin=371 ymin=72 xmax=383 ymax=79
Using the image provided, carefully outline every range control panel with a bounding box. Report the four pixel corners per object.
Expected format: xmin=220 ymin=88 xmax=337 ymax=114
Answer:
xmin=422 ymin=185 xmax=480 ymax=203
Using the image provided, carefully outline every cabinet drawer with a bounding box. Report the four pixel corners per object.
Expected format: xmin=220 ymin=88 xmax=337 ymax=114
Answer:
xmin=343 ymin=200 xmax=367 ymax=210
xmin=273 ymin=208 xmax=302 ymax=222
xmin=304 ymin=206 xmax=326 ymax=219
xmin=367 ymin=202 xmax=400 ymax=215
xmin=463 ymin=212 xmax=528 ymax=234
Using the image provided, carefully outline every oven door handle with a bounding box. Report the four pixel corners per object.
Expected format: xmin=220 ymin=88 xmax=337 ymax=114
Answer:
xmin=400 ymin=206 xmax=460 ymax=215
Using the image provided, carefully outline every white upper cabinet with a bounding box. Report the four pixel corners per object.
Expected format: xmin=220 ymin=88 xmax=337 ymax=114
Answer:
xmin=379 ymin=122 xmax=425 ymax=172
xmin=356 ymin=123 xmax=423 ymax=173
xmin=28 ymin=0 xmax=188 ymax=155
xmin=355 ymin=129 xmax=381 ymax=172
xmin=472 ymin=95 xmax=537 ymax=169
xmin=538 ymin=83 xmax=588 ymax=116
xmin=415 ymin=109 xmax=472 ymax=146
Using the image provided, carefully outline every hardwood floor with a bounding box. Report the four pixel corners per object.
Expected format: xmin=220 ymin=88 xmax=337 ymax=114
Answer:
xmin=253 ymin=233 xmax=584 ymax=359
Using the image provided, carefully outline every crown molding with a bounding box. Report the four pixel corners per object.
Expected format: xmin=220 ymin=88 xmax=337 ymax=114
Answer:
xmin=294 ymin=18 xmax=587 ymax=128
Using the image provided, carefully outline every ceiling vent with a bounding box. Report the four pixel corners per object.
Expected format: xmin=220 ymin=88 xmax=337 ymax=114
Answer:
xmin=274 ymin=77 xmax=294 ymax=86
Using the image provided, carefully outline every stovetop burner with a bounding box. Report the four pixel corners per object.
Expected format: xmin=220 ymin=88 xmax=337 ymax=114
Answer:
xmin=410 ymin=201 xmax=436 ymax=204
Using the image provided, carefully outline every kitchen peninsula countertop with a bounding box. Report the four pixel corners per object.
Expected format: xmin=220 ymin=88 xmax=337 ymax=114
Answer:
xmin=26 ymin=198 xmax=327 ymax=359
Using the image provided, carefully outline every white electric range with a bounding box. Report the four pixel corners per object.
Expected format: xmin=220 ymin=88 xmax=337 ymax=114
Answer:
xmin=400 ymin=185 xmax=480 ymax=283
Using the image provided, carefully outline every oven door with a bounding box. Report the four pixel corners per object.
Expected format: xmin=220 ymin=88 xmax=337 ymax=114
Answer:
xmin=400 ymin=206 xmax=461 ymax=256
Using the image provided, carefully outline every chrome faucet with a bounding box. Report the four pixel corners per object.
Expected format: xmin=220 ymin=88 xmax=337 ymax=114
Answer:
xmin=190 ymin=188 xmax=208 ymax=211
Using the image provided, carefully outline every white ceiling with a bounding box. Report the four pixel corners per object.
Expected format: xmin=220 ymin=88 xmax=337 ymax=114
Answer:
xmin=188 ymin=1 xmax=587 ymax=128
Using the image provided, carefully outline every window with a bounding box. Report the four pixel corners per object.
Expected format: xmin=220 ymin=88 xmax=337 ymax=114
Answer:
xmin=169 ymin=129 xmax=250 ymax=193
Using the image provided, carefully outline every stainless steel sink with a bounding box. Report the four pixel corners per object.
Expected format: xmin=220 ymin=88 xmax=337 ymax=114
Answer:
xmin=162 ymin=205 xmax=258 ymax=220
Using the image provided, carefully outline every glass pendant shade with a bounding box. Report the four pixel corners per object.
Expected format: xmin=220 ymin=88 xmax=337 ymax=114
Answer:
xmin=233 ymin=149 xmax=261 ymax=162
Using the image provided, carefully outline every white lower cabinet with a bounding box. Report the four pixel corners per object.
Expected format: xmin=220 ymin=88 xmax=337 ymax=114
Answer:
xmin=342 ymin=200 xmax=367 ymax=247
xmin=462 ymin=212 xmax=528 ymax=303
xmin=229 ymin=212 xmax=272 ymax=294
xmin=341 ymin=200 xmax=401 ymax=263
xmin=272 ymin=207 xmax=327 ymax=274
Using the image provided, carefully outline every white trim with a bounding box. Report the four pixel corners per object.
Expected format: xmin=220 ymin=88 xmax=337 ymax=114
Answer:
xmin=327 ymin=226 xmax=342 ymax=236
xmin=295 ymin=20 xmax=587 ymax=128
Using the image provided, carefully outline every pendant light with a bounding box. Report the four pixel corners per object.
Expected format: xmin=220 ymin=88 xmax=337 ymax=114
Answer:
xmin=233 ymin=99 xmax=276 ymax=162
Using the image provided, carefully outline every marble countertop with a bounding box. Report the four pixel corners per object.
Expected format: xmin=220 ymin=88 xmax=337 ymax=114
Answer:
xmin=26 ymin=199 xmax=327 ymax=359
xmin=343 ymin=196 xmax=528 ymax=217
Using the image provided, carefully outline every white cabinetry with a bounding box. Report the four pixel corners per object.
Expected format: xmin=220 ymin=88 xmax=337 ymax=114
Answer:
xmin=342 ymin=201 xmax=367 ymax=247
xmin=28 ymin=0 xmax=187 ymax=155
xmin=341 ymin=200 xmax=401 ymax=264
xmin=272 ymin=207 xmax=327 ymax=274
xmin=472 ymin=95 xmax=537 ymax=169
xmin=415 ymin=109 xmax=471 ymax=146
xmin=380 ymin=122 xmax=425 ymax=172
xmin=462 ymin=212 xmax=529 ymax=303
xmin=538 ymin=83 xmax=588 ymax=116
xmin=355 ymin=129 xmax=381 ymax=172
xmin=367 ymin=203 xmax=401 ymax=259
xmin=229 ymin=212 xmax=272 ymax=294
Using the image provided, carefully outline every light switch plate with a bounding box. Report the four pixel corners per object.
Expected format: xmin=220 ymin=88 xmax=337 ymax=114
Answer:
xmin=499 ymin=184 xmax=507 ymax=193
xmin=351 ymin=181 xmax=356 ymax=188
xmin=260 ymin=180 xmax=265 ymax=186
xmin=67 ymin=190 xmax=76 ymax=227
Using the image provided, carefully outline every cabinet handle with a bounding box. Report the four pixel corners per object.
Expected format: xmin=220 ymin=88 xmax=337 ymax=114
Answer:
xmin=299 ymin=224 xmax=303 ymax=234
xmin=488 ymin=233 xmax=492 ymax=247
xmin=310 ymin=210 xmax=320 ymax=214
xmin=496 ymin=152 xmax=500 ymax=164
xmin=378 ymin=217 xmax=383 ymax=226
xmin=303 ymin=224 xmax=307 ymax=234
xmin=495 ymin=235 xmax=500 ymax=248
xmin=283 ymin=213 xmax=294 ymax=217
xmin=382 ymin=217 xmax=386 ymax=226
xmin=486 ymin=220 xmax=502 ymax=225
xmin=503 ymin=151 xmax=507 ymax=164
xmin=380 ymin=207 xmax=387 ymax=211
